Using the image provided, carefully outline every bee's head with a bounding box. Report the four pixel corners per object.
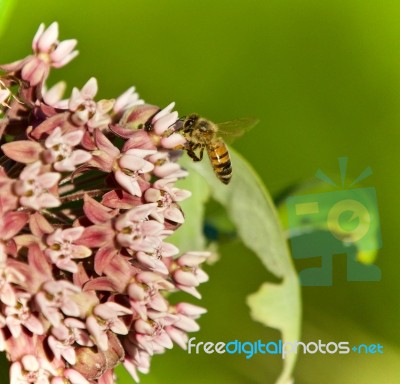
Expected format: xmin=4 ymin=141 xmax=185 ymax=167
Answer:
xmin=183 ymin=113 xmax=199 ymax=130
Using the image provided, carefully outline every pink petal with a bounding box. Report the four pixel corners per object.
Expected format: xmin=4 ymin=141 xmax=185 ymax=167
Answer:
xmin=0 ymin=89 xmax=10 ymax=104
xmin=64 ymin=369 xmax=90 ymax=384
xmin=152 ymin=102 xmax=175 ymax=122
xmin=1 ymin=284 xmax=17 ymax=306
xmin=75 ymin=224 xmax=114 ymax=248
xmin=38 ymin=22 xmax=59 ymax=52
xmin=45 ymin=126 xmax=63 ymax=147
xmin=164 ymin=206 xmax=185 ymax=223
xmin=124 ymin=148 xmax=157 ymax=158
xmin=114 ymin=170 xmax=141 ymax=197
xmin=55 ymin=157 xmax=76 ymax=172
xmin=113 ymin=86 xmax=135 ymax=112
xmin=172 ymin=188 xmax=192 ymax=201
xmin=28 ymin=243 xmax=52 ymax=282
xmin=50 ymin=39 xmax=77 ymax=62
xmin=136 ymin=271 xmax=175 ymax=290
xmin=123 ymin=359 xmax=140 ymax=383
xmin=144 ymin=188 xmax=161 ymax=202
xmin=62 ymin=226 xmax=84 ymax=241
xmin=110 ymin=319 xmax=129 ymax=335
xmin=94 ymin=129 xmax=120 ymax=156
xmin=22 ymin=354 xmax=40 ymax=371
xmin=196 ymin=269 xmax=209 ymax=284
xmin=134 ymin=319 xmax=153 ymax=334
xmin=101 ymin=189 xmax=142 ymax=209
xmin=94 ymin=246 xmax=118 ymax=276
xmin=113 ymin=86 xmax=143 ymax=113
xmin=174 ymin=270 xmax=199 ymax=287
xmin=38 ymin=172 xmax=61 ymax=188
xmin=69 ymin=88 xmax=83 ymax=110
xmin=46 ymin=228 xmax=63 ymax=244
xmin=63 ymin=129 xmax=84 ymax=146
xmin=53 ymin=50 xmax=79 ymax=68
xmin=0 ymin=211 xmax=28 ymax=240
xmin=30 ymin=111 xmax=70 ymax=140
xmin=161 ymin=133 xmax=187 ymax=148
xmin=61 ymin=299 xmax=80 ymax=317
xmin=83 ymin=276 xmax=118 ymax=292
xmin=136 ymin=252 xmax=168 ymax=275
xmin=24 ymin=315 xmax=45 ymax=335
xmin=71 ymin=150 xmax=92 ymax=164
xmin=123 ymin=203 xmax=157 ymax=223
xmin=35 ymin=293 xmax=62 ymax=327
xmin=119 ymin=154 xmax=152 ymax=172
xmin=25 ymin=60 xmax=48 ymax=86
xmin=19 ymin=161 xmax=40 ymax=180
xmin=1 ymin=141 xmax=43 ymax=164
xmin=71 ymin=244 xmax=92 ymax=259
xmin=166 ymin=326 xmax=188 ymax=349
xmin=147 ymin=293 xmax=169 ymax=312
xmin=32 ymin=23 xmax=45 ymax=51
xmin=177 ymin=252 xmax=210 ymax=267
xmin=86 ymin=316 xmax=108 ymax=351
xmin=19 ymin=196 xmax=39 ymax=210
xmin=0 ymin=57 xmax=26 ymax=72
xmin=81 ymin=77 xmax=98 ymax=99
xmin=153 ymin=111 xmax=179 ymax=135
xmin=29 ymin=212 xmax=54 ymax=237
xmin=142 ymin=220 xmax=164 ymax=235
xmin=56 ymin=258 xmax=78 ymax=273
xmin=159 ymin=242 xmax=179 ymax=257
xmin=155 ymin=331 xmax=173 ymax=349
xmin=83 ymin=194 xmax=118 ymax=224
xmin=43 ymin=81 xmax=66 ymax=106
xmin=153 ymin=162 xmax=187 ymax=178
xmin=37 ymin=193 xmax=61 ymax=208
xmin=94 ymin=302 xmax=132 ymax=319
xmin=6 ymin=318 xmax=21 ymax=338
xmin=176 ymin=285 xmax=202 ymax=299
xmin=176 ymin=303 xmax=207 ymax=317
xmin=174 ymin=315 xmax=200 ymax=332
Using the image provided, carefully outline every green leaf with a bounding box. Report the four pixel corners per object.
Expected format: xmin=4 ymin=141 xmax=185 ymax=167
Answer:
xmin=0 ymin=0 xmax=15 ymax=39
xmin=181 ymin=148 xmax=301 ymax=384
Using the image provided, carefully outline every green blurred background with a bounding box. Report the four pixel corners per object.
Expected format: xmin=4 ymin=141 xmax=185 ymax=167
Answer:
xmin=0 ymin=0 xmax=399 ymax=383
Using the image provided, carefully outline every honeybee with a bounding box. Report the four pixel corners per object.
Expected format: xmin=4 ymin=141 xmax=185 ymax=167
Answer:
xmin=169 ymin=113 xmax=258 ymax=184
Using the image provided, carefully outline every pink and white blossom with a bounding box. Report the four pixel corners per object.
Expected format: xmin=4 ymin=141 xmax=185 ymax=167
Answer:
xmin=45 ymin=226 xmax=92 ymax=273
xmin=0 ymin=22 xmax=210 ymax=384
xmin=69 ymin=77 xmax=114 ymax=130
xmin=1 ymin=22 xmax=78 ymax=86
xmin=44 ymin=127 xmax=92 ymax=171
xmin=115 ymin=204 xmax=164 ymax=252
xmin=113 ymin=86 xmax=144 ymax=116
xmin=14 ymin=161 xmax=61 ymax=210
xmin=115 ymin=148 xmax=156 ymax=197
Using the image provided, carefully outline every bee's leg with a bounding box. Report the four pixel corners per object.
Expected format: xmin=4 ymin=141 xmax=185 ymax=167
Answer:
xmin=187 ymin=143 xmax=204 ymax=162
xmin=173 ymin=144 xmax=185 ymax=150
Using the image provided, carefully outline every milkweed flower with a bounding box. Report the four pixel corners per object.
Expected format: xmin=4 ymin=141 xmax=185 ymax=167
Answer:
xmin=0 ymin=22 xmax=78 ymax=86
xmin=0 ymin=22 xmax=209 ymax=384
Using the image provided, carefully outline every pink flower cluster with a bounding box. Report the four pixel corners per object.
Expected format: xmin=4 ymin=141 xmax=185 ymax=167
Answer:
xmin=0 ymin=22 xmax=210 ymax=384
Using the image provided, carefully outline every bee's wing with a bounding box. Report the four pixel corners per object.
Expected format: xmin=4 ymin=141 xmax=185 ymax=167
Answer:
xmin=217 ymin=117 xmax=259 ymax=144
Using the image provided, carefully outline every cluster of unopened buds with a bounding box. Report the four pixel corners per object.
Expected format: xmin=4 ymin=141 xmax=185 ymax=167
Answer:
xmin=0 ymin=22 xmax=210 ymax=384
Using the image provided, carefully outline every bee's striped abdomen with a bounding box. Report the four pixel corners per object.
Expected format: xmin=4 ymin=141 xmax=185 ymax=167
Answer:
xmin=207 ymin=139 xmax=232 ymax=184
